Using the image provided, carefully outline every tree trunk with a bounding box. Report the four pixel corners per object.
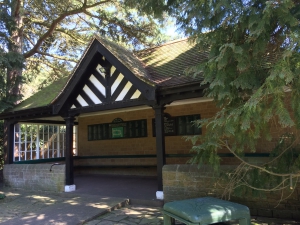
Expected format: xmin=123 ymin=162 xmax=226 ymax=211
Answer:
xmin=7 ymin=0 xmax=24 ymax=105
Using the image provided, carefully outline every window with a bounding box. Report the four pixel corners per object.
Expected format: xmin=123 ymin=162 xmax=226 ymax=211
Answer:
xmin=176 ymin=114 xmax=201 ymax=135
xmin=88 ymin=119 xmax=147 ymax=141
xmin=152 ymin=114 xmax=201 ymax=136
xmin=14 ymin=123 xmax=78 ymax=162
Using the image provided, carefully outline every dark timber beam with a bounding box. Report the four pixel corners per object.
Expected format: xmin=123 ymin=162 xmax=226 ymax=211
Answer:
xmin=153 ymin=104 xmax=166 ymax=191
xmin=3 ymin=120 xmax=16 ymax=164
xmin=18 ymin=120 xmax=78 ymax=125
xmin=0 ymin=107 xmax=53 ymax=120
xmin=159 ymin=90 xmax=205 ymax=104
xmin=70 ymin=99 xmax=155 ymax=115
xmin=64 ymin=116 xmax=75 ymax=185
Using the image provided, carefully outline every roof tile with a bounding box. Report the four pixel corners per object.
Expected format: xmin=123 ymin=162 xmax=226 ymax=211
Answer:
xmin=9 ymin=38 xmax=206 ymax=112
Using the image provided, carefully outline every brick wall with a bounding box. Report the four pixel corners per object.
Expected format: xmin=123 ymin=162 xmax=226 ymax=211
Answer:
xmin=3 ymin=164 xmax=65 ymax=192
xmin=74 ymin=166 xmax=157 ymax=176
xmin=76 ymin=99 xmax=296 ymax=175
xmin=163 ymin=164 xmax=300 ymax=220
xmin=75 ymin=100 xmax=219 ymax=175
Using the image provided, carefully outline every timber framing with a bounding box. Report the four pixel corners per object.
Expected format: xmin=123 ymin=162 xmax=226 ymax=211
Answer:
xmin=0 ymin=106 xmax=53 ymax=121
xmin=52 ymin=39 xmax=157 ymax=115
xmin=0 ymin=37 xmax=208 ymax=191
xmin=0 ymin=37 xmax=207 ymax=121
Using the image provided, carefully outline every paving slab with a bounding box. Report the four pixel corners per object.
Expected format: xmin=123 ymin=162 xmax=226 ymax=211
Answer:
xmin=84 ymin=205 xmax=164 ymax=225
xmin=0 ymin=188 xmax=128 ymax=225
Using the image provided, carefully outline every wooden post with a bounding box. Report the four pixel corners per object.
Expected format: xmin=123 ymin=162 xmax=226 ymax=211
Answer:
xmin=64 ymin=116 xmax=75 ymax=185
xmin=3 ymin=120 xmax=15 ymax=164
xmin=153 ymin=104 xmax=166 ymax=191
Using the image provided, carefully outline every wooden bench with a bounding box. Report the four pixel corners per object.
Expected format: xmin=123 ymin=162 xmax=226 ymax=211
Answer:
xmin=163 ymin=197 xmax=251 ymax=225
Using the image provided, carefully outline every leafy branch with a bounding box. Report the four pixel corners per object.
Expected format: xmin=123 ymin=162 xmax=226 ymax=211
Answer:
xmin=219 ymin=139 xmax=300 ymax=178
xmin=23 ymin=0 xmax=112 ymax=58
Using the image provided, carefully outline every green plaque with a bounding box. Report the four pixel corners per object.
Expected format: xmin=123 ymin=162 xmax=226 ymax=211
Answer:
xmin=112 ymin=127 xmax=124 ymax=138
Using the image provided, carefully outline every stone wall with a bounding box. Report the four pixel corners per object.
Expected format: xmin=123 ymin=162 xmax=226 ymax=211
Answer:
xmin=3 ymin=164 xmax=65 ymax=192
xmin=163 ymin=164 xmax=300 ymax=220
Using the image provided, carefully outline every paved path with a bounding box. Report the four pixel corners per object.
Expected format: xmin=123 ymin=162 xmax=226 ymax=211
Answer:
xmin=0 ymin=187 xmax=128 ymax=225
xmin=84 ymin=205 xmax=164 ymax=225
xmin=1 ymin=187 xmax=299 ymax=225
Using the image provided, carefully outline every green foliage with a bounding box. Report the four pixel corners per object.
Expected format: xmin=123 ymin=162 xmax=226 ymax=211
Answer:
xmin=1 ymin=0 xmax=173 ymax=100
xmin=138 ymin=0 xmax=300 ymax=195
xmin=184 ymin=0 xmax=300 ymax=196
xmin=222 ymin=134 xmax=300 ymax=200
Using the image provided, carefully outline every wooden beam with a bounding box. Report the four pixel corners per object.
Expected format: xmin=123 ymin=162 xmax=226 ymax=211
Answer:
xmin=52 ymin=45 xmax=101 ymax=114
xmin=153 ymin=104 xmax=166 ymax=191
xmin=64 ymin=116 xmax=75 ymax=185
xmin=3 ymin=120 xmax=16 ymax=164
xmin=96 ymin=43 xmax=156 ymax=101
xmin=0 ymin=107 xmax=53 ymax=120
xmin=158 ymin=83 xmax=207 ymax=96
xmin=159 ymin=90 xmax=205 ymax=105
xmin=70 ymin=99 xmax=154 ymax=115
xmin=18 ymin=120 xmax=78 ymax=125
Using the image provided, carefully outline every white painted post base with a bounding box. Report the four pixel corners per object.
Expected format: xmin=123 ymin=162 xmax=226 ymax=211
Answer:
xmin=156 ymin=191 xmax=164 ymax=200
xmin=65 ymin=184 xmax=76 ymax=192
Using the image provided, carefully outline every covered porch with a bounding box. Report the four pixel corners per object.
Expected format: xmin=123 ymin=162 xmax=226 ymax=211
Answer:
xmin=0 ymin=37 xmax=211 ymax=196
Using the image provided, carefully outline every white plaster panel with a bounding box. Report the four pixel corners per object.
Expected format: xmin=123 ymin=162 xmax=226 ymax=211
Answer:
xmin=111 ymin=73 xmax=124 ymax=94
xmin=76 ymin=95 xmax=88 ymax=107
xmin=83 ymin=85 xmax=102 ymax=104
xmin=116 ymin=82 xmax=133 ymax=101
xmin=89 ymin=74 xmax=106 ymax=97
xmin=130 ymin=89 xmax=141 ymax=99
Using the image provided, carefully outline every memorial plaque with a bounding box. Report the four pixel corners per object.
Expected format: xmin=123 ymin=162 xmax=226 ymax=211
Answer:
xmin=152 ymin=114 xmax=176 ymax=136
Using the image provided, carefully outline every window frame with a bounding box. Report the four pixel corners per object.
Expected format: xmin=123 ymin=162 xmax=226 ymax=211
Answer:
xmin=88 ymin=119 xmax=147 ymax=141
xmin=13 ymin=123 xmax=78 ymax=162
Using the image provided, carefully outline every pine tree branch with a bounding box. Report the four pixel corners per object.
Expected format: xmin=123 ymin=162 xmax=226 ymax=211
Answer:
xmin=77 ymin=14 xmax=99 ymax=31
xmin=219 ymin=140 xmax=300 ymax=177
xmin=26 ymin=58 xmax=68 ymax=74
xmin=34 ymin=50 xmax=78 ymax=63
xmin=53 ymin=28 xmax=87 ymax=45
xmin=12 ymin=0 xmax=22 ymax=17
xmin=27 ymin=20 xmax=87 ymax=45
xmin=263 ymin=134 xmax=299 ymax=166
xmin=240 ymin=173 xmax=290 ymax=192
xmin=81 ymin=8 xmax=155 ymax=46
xmin=23 ymin=0 xmax=112 ymax=59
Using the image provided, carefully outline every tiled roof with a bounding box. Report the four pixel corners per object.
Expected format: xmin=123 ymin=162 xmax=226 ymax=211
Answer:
xmin=10 ymin=77 xmax=69 ymax=111
xmin=95 ymin=37 xmax=207 ymax=87
xmin=136 ymin=38 xmax=207 ymax=86
xmin=95 ymin=37 xmax=155 ymax=86
xmin=7 ymin=37 xmax=206 ymax=112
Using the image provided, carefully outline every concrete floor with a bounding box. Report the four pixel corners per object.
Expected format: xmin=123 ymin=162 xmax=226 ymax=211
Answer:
xmin=74 ymin=174 xmax=162 ymax=206
xmin=0 ymin=171 xmax=162 ymax=206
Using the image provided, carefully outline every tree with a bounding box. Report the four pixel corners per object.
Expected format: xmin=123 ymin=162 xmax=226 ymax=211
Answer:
xmin=0 ymin=0 xmax=169 ymax=109
xmin=0 ymin=7 xmax=24 ymax=171
xmin=133 ymin=0 xmax=300 ymax=199
xmin=185 ymin=0 xmax=300 ymax=199
xmin=0 ymin=0 xmax=171 ymax=171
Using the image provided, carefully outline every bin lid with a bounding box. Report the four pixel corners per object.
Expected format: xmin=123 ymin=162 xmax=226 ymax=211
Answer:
xmin=163 ymin=197 xmax=250 ymax=223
